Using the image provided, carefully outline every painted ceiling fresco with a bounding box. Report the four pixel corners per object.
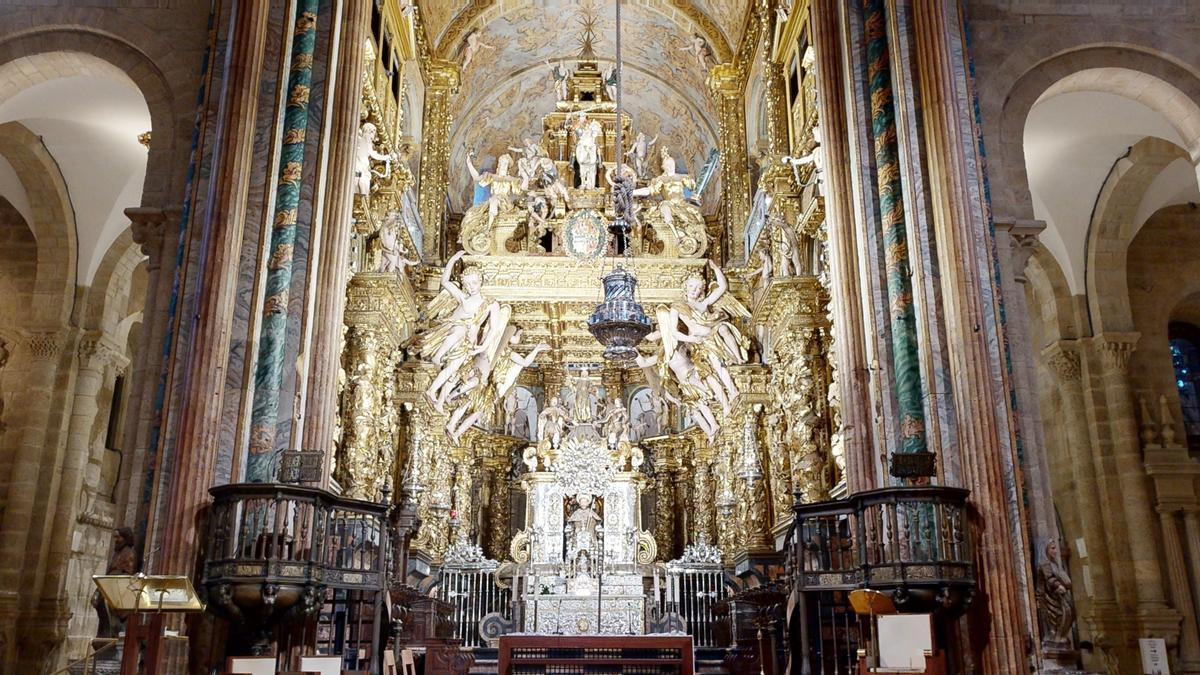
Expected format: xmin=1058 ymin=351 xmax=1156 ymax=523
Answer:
xmin=692 ymin=0 xmax=750 ymax=46
xmin=424 ymin=0 xmax=739 ymax=211
xmin=422 ymin=0 xmax=469 ymax=48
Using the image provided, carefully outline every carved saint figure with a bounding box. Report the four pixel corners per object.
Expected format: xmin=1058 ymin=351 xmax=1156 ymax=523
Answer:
xmin=771 ymin=216 xmax=804 ymax=277
xmin=570 ymin=368 xmax=597 ymax=422
xmin=466 ymin=150 xmax=522 ymax=233
xmin=571 ymin=112 xmax=604 ymax=190
xmin=782 ymin=123 xmax=825 ymax=193
xmin=634 ymin=148 xmax=706 ymax=256
xmin=92 ymin=527 xmax=137 ymax=638
xmin=601 ymin=396 xmax=630 ymax=447
xmin=508 ymin=136 xmax=541 ymax=190
xmin=377 ymin=218 xmax=419 ymax=274
xmin=624 ymin=131 xmax=657 ymax=179
xmin=753 ymin=247 xmax=773 ymax=297
xmin=537 ymin=396 xmax=570 ymax=455
xmin=546 ymin=59 xmax=572 ymax=102
xmin=1036 ymin=540 xmax=1076 ymax=646
xmin=460 ymin=30 xmax=495 ymax=70
xmin=566 ymin=493 xmax=602 ymax=564
xmin=355 ymin=122 xmax=394 ymax=197
xmin=602 ymin=64 xmax=618 ymax=101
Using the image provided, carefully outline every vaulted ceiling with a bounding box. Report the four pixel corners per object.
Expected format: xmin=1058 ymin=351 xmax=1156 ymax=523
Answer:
xmin=413 ymin=0 xmax=752 ymax=210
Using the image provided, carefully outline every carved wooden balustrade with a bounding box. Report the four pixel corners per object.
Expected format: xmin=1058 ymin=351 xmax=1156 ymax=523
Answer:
xmin=788 ymin=485 xmax=975 ymax=613
xmin=202 ymin=483 xmax=390 ymax=657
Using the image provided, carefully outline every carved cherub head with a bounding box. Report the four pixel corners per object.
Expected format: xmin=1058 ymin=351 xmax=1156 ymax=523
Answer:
xmin=461 ymin=266 xmax=483 ymax=293
xmin=684 ymin=274 xmax=705 ymax=300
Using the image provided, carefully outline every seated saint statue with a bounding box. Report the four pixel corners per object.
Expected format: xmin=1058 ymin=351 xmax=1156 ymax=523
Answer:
xmin=566 ymin=493 xmax=601 ymax=564
xmin=461 ymin=150 xmax=522 ymax=253
xmin=634 ymin=148 xmax=707 ymax=257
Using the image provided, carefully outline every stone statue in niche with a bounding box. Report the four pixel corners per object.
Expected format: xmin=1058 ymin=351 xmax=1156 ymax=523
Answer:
xmin=566 ymin=494 xmax=602 ymax=584
xmin=354 ymin=121 xmax=394 ymax=197
xmin=376 ymin=217 xmax=419 ymax=274
xmin=1036 ymin=540 xmax=1076 ymax=648
xmin=770 ymin=215 xmax=804 ymax=277
xmin=92 ymin=527 xmax=137 ymax=638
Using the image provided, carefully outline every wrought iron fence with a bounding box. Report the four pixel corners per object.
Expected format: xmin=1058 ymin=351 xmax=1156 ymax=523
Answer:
xmin=658 ymin=536 xmax=729 ymax=648
xmin=434 ymin=541 xmax=512 ymax=648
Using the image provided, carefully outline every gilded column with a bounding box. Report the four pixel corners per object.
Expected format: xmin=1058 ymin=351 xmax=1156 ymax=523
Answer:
xmin=692 ymin=459 xmax=716 ymax=546
xmin=811 ymin=0 xmax=876 ymax=491
xmin=485 ymin=465 xmax=511 ymax=560
xmin=417 ymin=61 xmax=461 ymax=261
xmin=247 ymin=0 xmax=321 ymax=482
xmin=1094 ymin=334 xmax=1169 ymax=616
xmin=654 ymin=468 xmax=676 ymax=560
xmin=303 ymin=0 xmax=371 ymax=477
xmin=709 ymin=64 xmax=751 ymax=263
xmin=153 ymin=0 xmax=270 ymax=575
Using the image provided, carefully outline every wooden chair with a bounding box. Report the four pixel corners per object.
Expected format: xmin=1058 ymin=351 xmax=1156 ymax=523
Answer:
xmin=400 ymin=649 xmax=417 ymax=675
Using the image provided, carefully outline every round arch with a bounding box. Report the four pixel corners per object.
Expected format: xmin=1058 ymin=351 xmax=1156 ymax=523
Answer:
xmin=994 ymin=46 xmax=1200 ymax=223
xmin=0 ymin=121 xmax=77 ymax=326
xmin=0 ymin=28 xmax=178 ymax=206
xmin=1086 ymin=137 xmax=1191 ymax=334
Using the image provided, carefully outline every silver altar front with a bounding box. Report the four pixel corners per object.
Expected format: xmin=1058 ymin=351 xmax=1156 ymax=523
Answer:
xmin=516 ymin=406 xmax=654 ymax=635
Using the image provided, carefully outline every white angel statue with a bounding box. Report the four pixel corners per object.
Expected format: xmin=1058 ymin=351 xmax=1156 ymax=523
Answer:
xmin=679 ymin=34 xmax=713 ymax=72
xmin=445 ymin=325 xmax=549 ymax=444
xmin=460 ymin=30 xmax=495 ymax=70
xmin=355 ymin=122 xmax=394 ymax=197
xmin=625 ymin=131 xmax=657 ymax=179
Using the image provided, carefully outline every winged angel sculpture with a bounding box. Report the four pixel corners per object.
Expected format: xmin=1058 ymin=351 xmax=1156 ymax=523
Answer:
xmin=414 ymin=251 xmax=548 ymax=443
xmin=637 ymin=261 xmax=752 ymax=439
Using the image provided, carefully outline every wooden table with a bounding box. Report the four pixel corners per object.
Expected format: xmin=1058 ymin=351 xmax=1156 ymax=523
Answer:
xmin=497 ymin=634 xmax=694 ymax=674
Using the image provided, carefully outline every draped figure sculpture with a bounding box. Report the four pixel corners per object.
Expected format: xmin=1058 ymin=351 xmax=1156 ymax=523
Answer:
xmin=461 ymin=150 xmax=522 ymax=253
xmin=571 ymin=112 xmax=603 ymax=190
xmin=634 ymin=148 xmax=707 ymax=257
xmin=445 ymin=326 xmax=549 ymax=444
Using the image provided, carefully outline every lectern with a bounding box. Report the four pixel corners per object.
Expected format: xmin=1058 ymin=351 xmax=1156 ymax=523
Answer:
xmin=93 ymin=573 xmax=205 ymax=675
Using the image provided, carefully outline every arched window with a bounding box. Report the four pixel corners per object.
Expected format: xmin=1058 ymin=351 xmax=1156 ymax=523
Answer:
xmin=1168 ymin=322 xmax=1200 ymax=453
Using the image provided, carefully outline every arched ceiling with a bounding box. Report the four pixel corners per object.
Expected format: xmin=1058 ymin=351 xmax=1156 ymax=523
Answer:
xmin=413 ymin=0 xmax=746 ymax=210
xmin=0 ymin=58 xmax=149 ymax=286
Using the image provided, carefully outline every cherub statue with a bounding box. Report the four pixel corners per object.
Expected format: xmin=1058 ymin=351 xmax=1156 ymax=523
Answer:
xmin=546 ymin=59 xmax=572 ymax=102
xmin=679 ymin=34 xmax=713 ymax=72
xmin=460 ymin=30 xmax=495 ymax=70
xmin=625 ymin=131 xmax=657 ymax=179
xmin=355 ymin=122 xmax=394 ymax=197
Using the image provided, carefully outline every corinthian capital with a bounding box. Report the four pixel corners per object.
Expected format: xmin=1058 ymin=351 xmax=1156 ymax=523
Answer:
xmin=1095 ymin=332 xmax=1139 ymax=372
xmin=1041 ymin=341 xmax=1082 ymax=382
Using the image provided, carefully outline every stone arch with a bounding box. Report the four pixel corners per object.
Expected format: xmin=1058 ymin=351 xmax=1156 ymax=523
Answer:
xmin=1025 ymin=243 xmax=1078 ymax=345
xmin=85 ymin=230 xmax=145 ymax=335
xmin=994 ymin=46 xmax=1200 ymax=223
xmin=0 ymin=28 xmax=178 ymax=206
xmin=1086 ymin=137 xmax=1191 ymax=335
xmin=0 ymin=121 xmax=77 ymax=326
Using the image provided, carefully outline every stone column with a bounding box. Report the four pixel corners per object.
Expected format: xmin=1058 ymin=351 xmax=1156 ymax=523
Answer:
xmin=151 ymin=0 xmax=271 ymax=576
xmin=810 ymin=0 xmax=876 ymax=491
xmin=1156 ymin=507 xmax=1200 ymax=669
xmin=1185 ymin=511 xmax=1200 ymax=628
xmin=116 ymin=207 xmax=168 ymax=527
xmin=708 ymin=64 xmax=751 ymax=263
xmin=0 ymin=331 xmax=70 ymax=666
xmin=417 ymin=61 xmax=460 ymax=261
xmin=1094 ymin=333 xmax=1169 ymax=616
xmin=302 ymin=0 xmax=371 ymax=480
xmin=40 ymin=335 xmax=124 ymax=609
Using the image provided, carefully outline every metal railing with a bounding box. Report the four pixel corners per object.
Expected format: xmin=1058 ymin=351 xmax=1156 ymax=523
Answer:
xmin=658 ymin=537 xmax=729 ymax=648
xmin=790 ymin=485 xmax=974 ymax=600
xmin=434 ymin=542 xmax=512 ymax=648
